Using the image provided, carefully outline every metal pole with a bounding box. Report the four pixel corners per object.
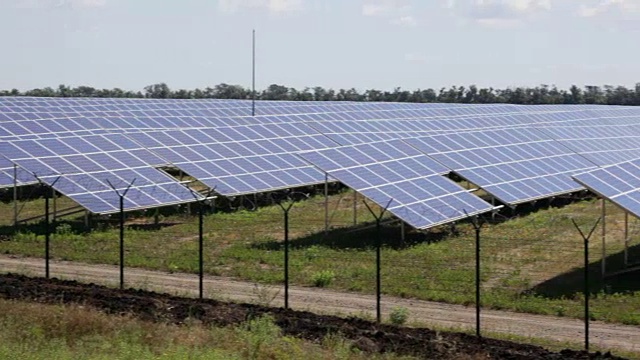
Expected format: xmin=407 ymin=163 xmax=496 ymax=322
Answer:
xmin=353 ymin=191 xmax=357 ymax=226
xmin=491 ymin=197 xmax=496 ymax=221
xmin=324 ymin=173 xmax=329 ymax=235
xmin=376 ymin=218 xmax=381 ymax=324
xmin=571 ymin=217 xmax=600 ymax=353
xmin=363 ymin=199 xmax=392 ymax=326
xmin=119 ymin=195 xmax=125 ymax=290
xmin=584 ymin=229 xmax=590 ymax=351
xmin=45 ymin=190 xmax=50 ymax=279
xmin=601 ymin=198 xmax=606 ymax=278
xmin=52 ymin=188 xmax=57 ymax=222
xmin=199 ymin=202 xmax=204 ymax=299
xmin=624 ymin=211 xmax=629 ymax=268
xmin=400 ymin=221 xmax=405 ymax=244
xmin=13 ymin=164 xmax=18 ymax=226
xmin=252 ymin=29 xmax=256 ymax=116
xmin=475 ymin=224 xmax=481 ymax=337
xmin=284 ymin=208 xmax=290 ymax=309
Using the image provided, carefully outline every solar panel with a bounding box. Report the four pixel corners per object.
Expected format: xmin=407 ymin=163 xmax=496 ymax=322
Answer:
xmin=299 ymin=139 xmax=493 ymax=229
xmin=405 ymin=128 xmax=598 ymax=205
xmin=573 ymin=159 xmax=640 ymax=219
xmin=539 ymin=125 xmax=640 ymax=166
xmin=127 ymin=123 xmax=338 ymax=196
xmin=0 ymin=133 xmax=200 ymax=214
xmin=0 ymin=157 xmax=36 ymax=189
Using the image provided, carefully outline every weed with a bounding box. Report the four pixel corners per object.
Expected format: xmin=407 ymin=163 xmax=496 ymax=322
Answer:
xmin=251 ymin=283 xmax=281 ymax=307
xmin=388 ymin=307 xmax=409 ymax=326
xmin=311 ymin=270 xmax=335 ymax=287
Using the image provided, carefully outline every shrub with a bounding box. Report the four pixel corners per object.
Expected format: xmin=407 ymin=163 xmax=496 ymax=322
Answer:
xmin=388 ymin=307 xmax=409 ymax=325
xmin=311 ymin=270 xmax=335 ymax=287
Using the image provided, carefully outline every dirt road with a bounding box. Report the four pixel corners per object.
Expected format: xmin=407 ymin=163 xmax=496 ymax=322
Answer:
xmin=1 ymin=254 xmax=638 ymax=354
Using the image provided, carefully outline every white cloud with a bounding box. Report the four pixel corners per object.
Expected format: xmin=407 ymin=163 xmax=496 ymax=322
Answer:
xmin=362 ymin=0 xmax=417 ymax=27
xmin=391 ymin=15 xmax=417 ymax=26
xmin=446 ymin=0 xmax=552 ymax=28
xmin=578 ymin=0 xmax=640 ymax=17
xmin=218 ymin=0 xmax=302 ymax=14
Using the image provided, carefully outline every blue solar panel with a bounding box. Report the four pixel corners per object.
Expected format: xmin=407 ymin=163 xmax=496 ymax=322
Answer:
xmin=300 ymin=139 xmax=493 ymax=229
xmin=405 ymin=128 xmax=598 ymax=205
xmin=127 ymin=124 xmax=338 ymax=196
xmin=0 ymin=133 xmax=199 ymax=214
xmin=573 ymin=159 xmax=640 ymax=219
xmin=539 ymin=125 xmax=640 ymax=166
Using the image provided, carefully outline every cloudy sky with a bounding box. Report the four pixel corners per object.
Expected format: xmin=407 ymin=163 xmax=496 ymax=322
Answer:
xmin=0 ymin=0 xmax=638 ymax=92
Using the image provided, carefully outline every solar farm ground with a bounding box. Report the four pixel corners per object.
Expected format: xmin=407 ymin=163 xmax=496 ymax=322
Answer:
xmin=1 ymin=189 xmax=640 ymax=356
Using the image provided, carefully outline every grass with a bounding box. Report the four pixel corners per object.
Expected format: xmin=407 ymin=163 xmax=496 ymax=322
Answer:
xmin=0 ymin=298 xmax=414 ymax=360
xmin=1 ymin=189 xmax=640 ymax=329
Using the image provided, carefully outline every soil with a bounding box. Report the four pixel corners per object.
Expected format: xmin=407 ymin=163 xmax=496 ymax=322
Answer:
xmin=0 ymin=272 xmax=627 ymax=360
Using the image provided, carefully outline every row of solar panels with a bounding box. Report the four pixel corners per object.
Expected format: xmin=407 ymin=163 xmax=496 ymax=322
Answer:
xmin=2 ymin=98 xmax=640 ymax=230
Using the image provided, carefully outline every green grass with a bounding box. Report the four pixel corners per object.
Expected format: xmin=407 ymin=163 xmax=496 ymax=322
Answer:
xmin=0 ymin=298 xmax=413 ymax=360
xmin=2 ymin=190 xmax=640 ymax=329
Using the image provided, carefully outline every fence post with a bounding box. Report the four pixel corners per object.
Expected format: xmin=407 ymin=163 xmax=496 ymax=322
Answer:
xmin=363 ymin=198 xmax=393 ymax=324
xmin=571 ymin=217 xmax=601 ymax=352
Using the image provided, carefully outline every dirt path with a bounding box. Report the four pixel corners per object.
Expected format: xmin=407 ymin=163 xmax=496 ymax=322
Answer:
xmin=1 ymin=254 xmax=639 ymax=354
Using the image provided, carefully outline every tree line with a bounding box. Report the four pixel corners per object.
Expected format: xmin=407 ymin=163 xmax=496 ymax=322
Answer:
xmin=2 ymin=82 xmax=640 ymax=105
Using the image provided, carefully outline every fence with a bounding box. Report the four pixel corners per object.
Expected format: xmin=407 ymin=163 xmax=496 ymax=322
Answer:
xmin=1 ymin=187 xmax=639 ymax=354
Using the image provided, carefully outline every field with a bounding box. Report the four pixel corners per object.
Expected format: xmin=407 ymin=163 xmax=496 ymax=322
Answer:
xmin=1 ymin=187 xmax=640 ymax=356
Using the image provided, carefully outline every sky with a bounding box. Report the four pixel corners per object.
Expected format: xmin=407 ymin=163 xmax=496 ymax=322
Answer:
xmin=0 ymin=0 xmax=639 ymax=92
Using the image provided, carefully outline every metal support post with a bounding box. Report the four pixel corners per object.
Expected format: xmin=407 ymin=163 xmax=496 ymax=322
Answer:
xmin=475 ymin=223 xmax=481 ymax=337
xmin=491 ymin=197 xmax=496 ymax=221
xmin=274 ymin=191 xmax=302 ymax=310
xmin=119 ymin=196 xmax=125 ymax=289
xmin=353 ymin=191 xmax=357 ymax=226
xmin=198 ymin=201 xmax=204 ymax=299
xmin=45 ymin=190 xmax=51 ymax=279
xmin=106 ymin=179 xmax=135 ymax=290
xmin=13 ymin=165 xmax=18 ymax=226
xmin=363 ymin=199 xmax=392 ymax=325
xmin=252 ymin=29 xmax=256 ymax=117
xmin=624 ymin=212 xmax=629 ymax=268
xmin=376 ymin=219 xmax=381 ymax=323
xmin=400 ymin=221 xmax=405 ymax=243
xmin=52 ymin=188 xmax=57 ymax=222
xmin=284 ymin=207 xmax=290 ymax=309
xmin=324 ymin=173 xmax=329 ymax=235
xmin=571 ymin=217 xmax=600 ymax=353
xmin=464 ymin=212 xmax=484 ymax=338
xmin=33 ymin=175 xmax=59 ymax=279
xmin=601 ymin=198 xmax=606 ymax=278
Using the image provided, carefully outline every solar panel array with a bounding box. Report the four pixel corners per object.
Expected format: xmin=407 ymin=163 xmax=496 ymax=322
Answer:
xmin=127 ymin=123 xmax=337 ymax=196
xmin=300 ymin=140 xmax=494 ymax=229
xmin=404 ymin=128 xmax=598 ymax=205
xmin=573 ymin=160 xmax=640 ymax=219
xmin=0 ymin=133 xmax=200 ymax=214
xmin=539 ymin=124 xmax=640 ymax=166
xmin=2 ymin=96 xmax=640 ymax=227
